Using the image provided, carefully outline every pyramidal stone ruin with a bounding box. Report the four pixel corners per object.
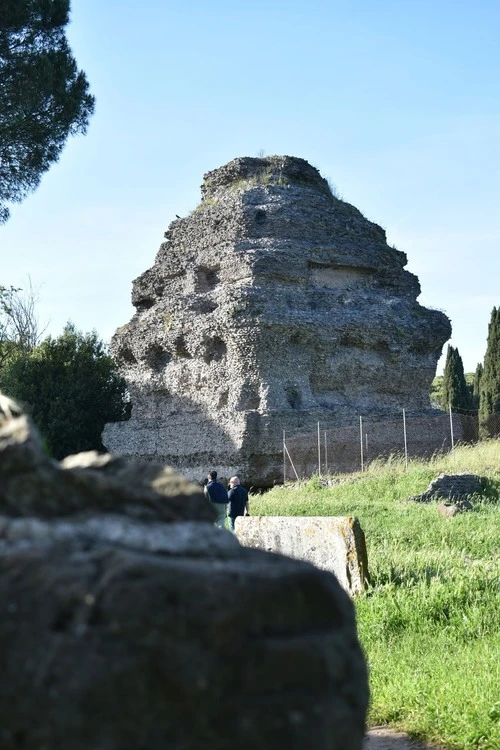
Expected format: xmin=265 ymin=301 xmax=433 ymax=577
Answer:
xmin=104 ymin=156 xmax=451 ymax=486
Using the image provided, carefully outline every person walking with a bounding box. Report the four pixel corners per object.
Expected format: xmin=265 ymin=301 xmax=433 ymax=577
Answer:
xmin=204 ymin=470 xmax=228 ymax=529
xmin=227 ymin=476 xmax=249 ymax=533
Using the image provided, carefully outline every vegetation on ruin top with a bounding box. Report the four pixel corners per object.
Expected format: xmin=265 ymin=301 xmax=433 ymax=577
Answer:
xmin=200 ymin=155 xmax=341 ymax=203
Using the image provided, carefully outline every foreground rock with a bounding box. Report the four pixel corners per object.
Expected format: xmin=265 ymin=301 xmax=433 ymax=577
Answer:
xmin=436 ymin=500 xmax=473 ymax=517
xmin=408 ymin=473 xmax=486 ymax=504
xmin=103 ymin=155 xmax=451 ymax=487
xmin=236 ymin=515 xmax=370 ymax=595
xmin=0 ymin=395 xmax=369 ymax=749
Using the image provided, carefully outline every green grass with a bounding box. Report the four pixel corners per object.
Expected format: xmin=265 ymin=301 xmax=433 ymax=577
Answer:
xmin=250 ymin=441 xmax=500 ymax=749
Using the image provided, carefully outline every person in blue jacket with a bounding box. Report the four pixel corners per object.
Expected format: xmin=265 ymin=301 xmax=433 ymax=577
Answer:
xmin=204 ymin=470 xmax=228 ymax=529
xmin=227 ymin=475 xmax=249 ymax=532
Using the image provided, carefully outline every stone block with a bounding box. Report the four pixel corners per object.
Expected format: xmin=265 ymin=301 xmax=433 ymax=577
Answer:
xmin=236 ymin=516 xmax=369 ymax=595
xmin=437 ymin=499 xmax=473 ymax=517
xmin=408 ymin=473 xmax=486 ymax=503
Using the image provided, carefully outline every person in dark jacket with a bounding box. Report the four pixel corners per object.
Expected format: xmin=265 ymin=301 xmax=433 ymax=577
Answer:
xmin=204 ymin=470 xmax=228 ymax=529
xmin=227 ymin=476 xmax=249 ymax=532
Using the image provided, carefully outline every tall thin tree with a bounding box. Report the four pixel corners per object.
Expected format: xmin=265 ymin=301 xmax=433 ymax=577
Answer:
xmin=441 ymin=345 xmax=472 ymax=413
xmin=472 ymin=362 xmax=483 ymax=410
xmin=479 ymin=307 xmax=500 ymax=437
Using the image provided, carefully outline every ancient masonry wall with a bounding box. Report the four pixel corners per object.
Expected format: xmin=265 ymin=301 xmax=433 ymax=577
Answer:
xmin=103 ymin=156 xmax=452 ymax=486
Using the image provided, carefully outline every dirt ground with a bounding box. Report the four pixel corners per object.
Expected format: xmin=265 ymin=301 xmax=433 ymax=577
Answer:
xmin=364 ymin=726 xmax=442 ymax=750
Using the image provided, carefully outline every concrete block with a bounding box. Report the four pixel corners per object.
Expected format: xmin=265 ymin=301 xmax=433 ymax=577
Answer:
xmin=236 ymin=516 xmax=369 ymax=595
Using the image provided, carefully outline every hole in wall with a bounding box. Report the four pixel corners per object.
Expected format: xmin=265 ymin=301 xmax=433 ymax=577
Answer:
xmin=238 ymin=388 xmax=260 ymax=410
xmin=195 ymin=299 xmax=217 ymax=314
xmin=195 ymin=266 xmax=220 ymax=293
xmin=285 ymin=384 xmax=302 ymax=409
xmin=204 ymin=336 xmax=227 ymax=363
xmin=135 ymin=298 xmax=155 ymax=311
xmin=117 ymin=346 xmax=137 ymax=365
xmin=175 ymin=335 xmax=192 ymax=358
xmin=218 ymin=390 xmax=229 ymax=408
xmin=145 ymin=344 xmax=172 ymax=370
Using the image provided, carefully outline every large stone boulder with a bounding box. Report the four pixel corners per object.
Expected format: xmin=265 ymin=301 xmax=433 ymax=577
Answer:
xmin=103 ymin=155 xmax=451 ymax=487
xmin=0 ymin=394 xmax=369 ymax=749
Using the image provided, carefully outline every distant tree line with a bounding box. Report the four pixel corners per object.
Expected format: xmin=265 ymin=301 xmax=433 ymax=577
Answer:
xmin=432 ymin=306 xmax=500 ymax=438
xmin=0 ymin=283 xmax=130 ymax=458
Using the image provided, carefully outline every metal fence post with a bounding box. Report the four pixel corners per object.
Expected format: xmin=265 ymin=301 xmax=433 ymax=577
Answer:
xmin=324 ymin=430 xmax=328 ymax=476
xmin=317 ymin=421 xmax=321 ymax=477
xmin=359 ymin=416 xmax=364 ymax=472
xmin=283 ymin=440 xmax=300 ymax=481
xmin=283 ymin=429 xmax=286 ymax=484
xmin=449 ymin=404 xmax=455 ymax=450
xmin=403 ymin=408 xmax=408 ymax=470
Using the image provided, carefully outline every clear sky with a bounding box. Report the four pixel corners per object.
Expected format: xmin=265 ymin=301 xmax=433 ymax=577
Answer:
xmin=2 ymin=0 xmax=499 ymax=374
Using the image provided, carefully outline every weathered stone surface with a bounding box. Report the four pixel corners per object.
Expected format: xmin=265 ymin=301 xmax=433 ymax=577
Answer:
xmin=0 ymin=410 xmax=213 ymax=523
xmin=408 ymin=473 xmax=486 ymax=503
xmin=0 ymin=394 xmax=369 ymax=749
xmin=437 ymin=500 xmax=473 ymax=517
xmin=235 ymin=516 xmax=369 ymax=595
xmin=103 ymin=155 xmax=451 ymax=487
xmin=0 ymin=527 xmax=369 ymax=750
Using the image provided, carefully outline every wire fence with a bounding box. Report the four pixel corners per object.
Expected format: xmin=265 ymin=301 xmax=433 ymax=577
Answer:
xmin=282 ymin=409 xmax=500 ymax=482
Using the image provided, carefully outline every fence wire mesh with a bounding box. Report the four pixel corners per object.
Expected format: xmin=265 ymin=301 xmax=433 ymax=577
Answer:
xmin=282 ymin=409 xmax=500 ymax=482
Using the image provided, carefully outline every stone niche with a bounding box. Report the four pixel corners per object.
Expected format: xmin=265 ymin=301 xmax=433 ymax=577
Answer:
xmin=103 ymin=155 xmax=451 ymax=487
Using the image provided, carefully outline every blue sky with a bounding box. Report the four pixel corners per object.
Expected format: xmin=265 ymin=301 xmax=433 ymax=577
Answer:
xmin=2 ymin=0 xmax=499 ymax=374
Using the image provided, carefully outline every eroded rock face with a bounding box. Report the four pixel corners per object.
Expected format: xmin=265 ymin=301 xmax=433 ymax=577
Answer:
xmin=103 ymin=155 xmax=451 ymax=486
xmin=0 ymin=395 xmax=369 ymax=749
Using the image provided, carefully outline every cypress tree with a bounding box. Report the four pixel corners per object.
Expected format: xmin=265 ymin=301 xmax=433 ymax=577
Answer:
xmin=472 ymin=362 xmax=483 ymax=410
xmin=440 ymin=346 xmax=453 ymax=410
xmin=441 ymin=345 xmax=472 ymax=413
xmin=479 ymin=307 xmax=500 ymax=437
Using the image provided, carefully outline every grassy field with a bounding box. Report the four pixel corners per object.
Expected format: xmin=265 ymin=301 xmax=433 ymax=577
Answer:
xmin=250 ymin=441 xmax=500 ymax=750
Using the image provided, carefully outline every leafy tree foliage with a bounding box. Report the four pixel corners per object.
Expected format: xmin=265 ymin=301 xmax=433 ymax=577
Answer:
xmin=440 ymin=345 xmax=472 ymax=413
xmin=0 ymin=0 xmax=95 ymax=222
xmin=430 ymin=375 xmax=443 ymax=409
xmin=479 ymin=307 xmax=500 ymax=437
xmin=0 ymin=280 xmax=45 ymax=366
xmin=0 ymin=323 xmax=130 ymax=458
